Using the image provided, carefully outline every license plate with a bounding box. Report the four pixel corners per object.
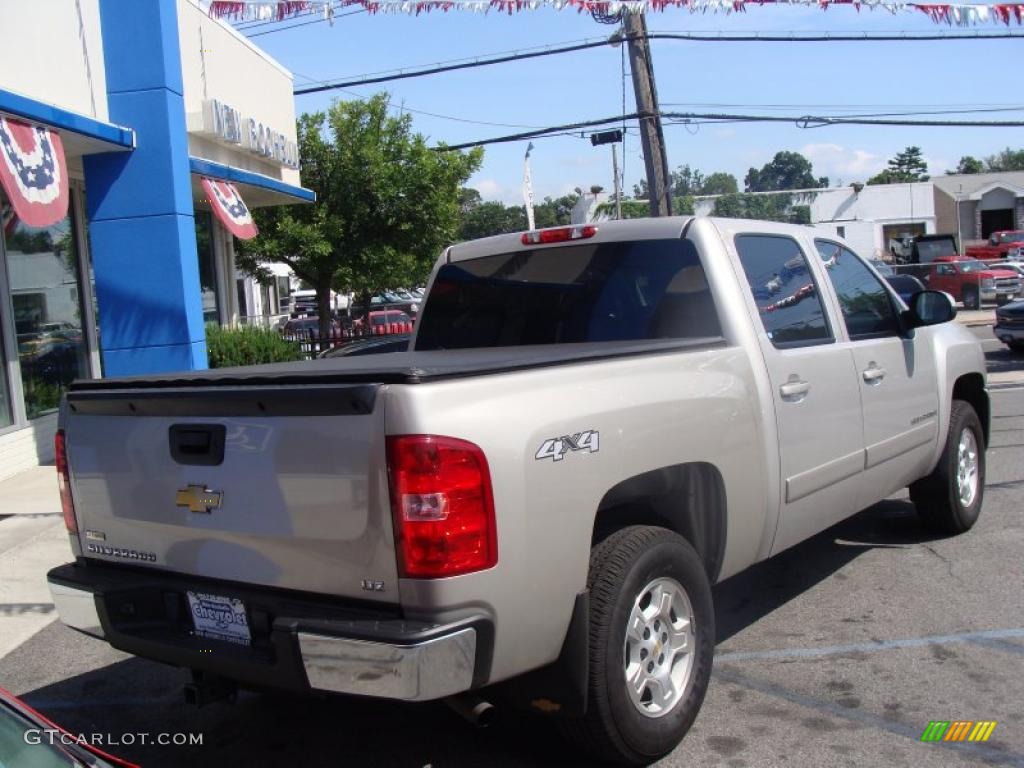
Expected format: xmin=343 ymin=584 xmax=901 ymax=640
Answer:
xmin=186 ymin=591 xmax=251 ymax=646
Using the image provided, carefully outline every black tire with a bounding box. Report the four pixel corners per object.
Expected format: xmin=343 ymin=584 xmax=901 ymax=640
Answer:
xmin=559 ymin=526 xmax=714 ymax=766
xmin=910 ymin=400 xmax=985 ymax=534
xmin=962 ymin=287 xmax=980 ymax=310
xmin=1008 ymin=341 xmax=1024 ymax=354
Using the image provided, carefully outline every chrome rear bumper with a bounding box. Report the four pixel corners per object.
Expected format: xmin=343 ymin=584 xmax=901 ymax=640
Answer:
xmin=299 ymin=628 xmax=477 ymax=701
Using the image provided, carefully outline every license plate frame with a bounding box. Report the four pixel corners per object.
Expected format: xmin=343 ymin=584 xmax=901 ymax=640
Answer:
xmin=186 ymin=591 xmax=251 ymax=646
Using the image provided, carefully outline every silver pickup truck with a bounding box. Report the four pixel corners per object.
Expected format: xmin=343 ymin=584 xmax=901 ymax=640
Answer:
xmin=48 ymin=217 xmax=988 ymax=765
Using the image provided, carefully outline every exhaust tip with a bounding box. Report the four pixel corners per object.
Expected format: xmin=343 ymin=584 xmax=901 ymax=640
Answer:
xmin=445 ymin=694 xmax=496 ymax=728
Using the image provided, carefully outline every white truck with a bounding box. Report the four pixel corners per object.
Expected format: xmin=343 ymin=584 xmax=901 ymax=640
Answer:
xmin=48 ymin=217 xmax=988 ymax=765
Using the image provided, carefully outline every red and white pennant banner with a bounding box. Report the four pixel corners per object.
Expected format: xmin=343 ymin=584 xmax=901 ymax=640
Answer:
xmin=201 ymin=177 xmax=259 ymax=240
xmin=209 ymin=0 xmax=1024 ymax=22
xmin=208 ymin=1 xmax=335 ymax=21
xmin=0 ymin=116 xmax=69 ymax=230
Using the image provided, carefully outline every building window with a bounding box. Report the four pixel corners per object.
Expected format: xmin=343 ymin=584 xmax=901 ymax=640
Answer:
xmin=195 ymin=212 xmax=220 ymax=323
xmin=2 ymin=191 xmax=90 ymax=420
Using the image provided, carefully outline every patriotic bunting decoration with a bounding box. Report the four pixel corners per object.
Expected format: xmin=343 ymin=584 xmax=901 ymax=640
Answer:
xmin=0 ymin=117 xmax=69 ymax=230
xmin=208 ymin=0 xmax=1024 ymax=23
xmin=208 ymin=1 xmax=335 ymax=21
xmin=202 ymin=177 xmax=259 ymax=240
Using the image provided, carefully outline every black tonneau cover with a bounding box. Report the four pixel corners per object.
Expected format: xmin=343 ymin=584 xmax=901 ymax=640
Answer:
xmin=69 ymin=337 xmax=725 ymax=392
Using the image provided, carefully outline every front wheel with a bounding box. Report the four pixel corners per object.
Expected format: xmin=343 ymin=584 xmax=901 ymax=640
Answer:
xmin=910 ymin=400 xmax=985 ymax=534
xmin=559 ymin=526 xmax=714 ymax=765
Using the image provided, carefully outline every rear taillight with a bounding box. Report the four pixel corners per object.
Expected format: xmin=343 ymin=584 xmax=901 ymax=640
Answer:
xmin=521 ymin=225 xmax=597 ymax=246
xmin=386 ymin=435 xmax=497 ymax=578
xmin=54 ymin=430 xmax=77 ymax=534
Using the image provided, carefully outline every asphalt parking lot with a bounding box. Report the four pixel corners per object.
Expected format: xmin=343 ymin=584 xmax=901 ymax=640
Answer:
xmin=1 ymin=331 xmax=1022 ymax=767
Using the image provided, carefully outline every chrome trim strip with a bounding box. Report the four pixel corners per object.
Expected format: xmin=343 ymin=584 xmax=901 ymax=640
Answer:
xmin=49 ymin=583 xmax=104 ymax=639
xmin=298 ymin=627 xmax=476 ymax=701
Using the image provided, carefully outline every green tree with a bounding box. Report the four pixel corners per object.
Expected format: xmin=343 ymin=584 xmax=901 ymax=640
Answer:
xmin=745 ymin=151 xmax=826 ymax=192
xmin=950 ymin=156 xmax=984 ymax=175
xmin=983 ymin=147 xmax=1024 ymax=172
xmin=867 ymin=146 xmax=929 ymax=185
xmin=633 ymin=165 xmax=739 ymax=199
xmin=533 ymin=194 xmax=578 ymax=228
xmin=237 ymin=94 xmax=482 ymax=339
xmin=713 ymin=192 xmax=811 ymax=224
xmin=701 ymin=172 xmax=739 ymax=195
xmin=459 ymin=200 xmax=526 ymax=240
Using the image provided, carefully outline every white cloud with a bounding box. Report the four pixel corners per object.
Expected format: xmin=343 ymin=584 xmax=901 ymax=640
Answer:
xmin=475 ymin=179 xmax=503 ymax=199
xmin=714 ymin=128 xmax=737 ymax=139
xmin=800 ymin=143 xmax=885 ymax=183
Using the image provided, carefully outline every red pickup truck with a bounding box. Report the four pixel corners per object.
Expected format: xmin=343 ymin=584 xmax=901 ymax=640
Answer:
xmin=964 ymin=230 xmax=1024 ymax=262
xmin=926 ymin=256 xmax=1022 ymax=309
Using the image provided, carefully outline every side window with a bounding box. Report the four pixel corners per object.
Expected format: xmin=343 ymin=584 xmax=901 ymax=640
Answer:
xmin=734 ymin=234 xmax=832 ymax=348
xmin=815 ymin=240 xmax=901 ymax=340
xmin=936 ymin=264 xmax=955 ymax=276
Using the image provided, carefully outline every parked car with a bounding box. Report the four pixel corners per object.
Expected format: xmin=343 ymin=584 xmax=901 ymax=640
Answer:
xmin=985 ymin=260 xmax=1024 ymax=277
xmin=924 ymin=257 xmax=1021 ymax=309
xmin=50 ymin=218 xmax=987 ymax=766
xmin=891 ymin=233 xmax=959 ymax=265
xmin=282 ymin=317 xmax=337 ymax=337
xmin=0 ymin=686 xmax=136 ymax=767
xmin=964 ymin=230 xmax=1024 ymax=262
xmin=993 ymin=298 xmax=1024 ymax=352
xmin=319 ymin=334 xmax=411 ymax=358
xmin=884 ymin=274 xmax=927 ymax=305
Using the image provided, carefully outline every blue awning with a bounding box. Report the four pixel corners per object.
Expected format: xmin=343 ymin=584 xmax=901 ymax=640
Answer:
xmin=189 ymin=156 xmax=314 ymax=207
xmin=0 ymin=87 xmax=135 ymax=155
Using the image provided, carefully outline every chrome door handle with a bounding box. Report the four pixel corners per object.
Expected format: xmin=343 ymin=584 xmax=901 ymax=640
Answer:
xmin=862 ymin=364 xmax=886 ymax=384
xmin=779 ymin=378 xmax=810 ymax=401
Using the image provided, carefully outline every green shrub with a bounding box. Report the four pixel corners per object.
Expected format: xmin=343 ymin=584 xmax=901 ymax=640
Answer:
xmin=205 ymin=324 xmax=304 ymax=368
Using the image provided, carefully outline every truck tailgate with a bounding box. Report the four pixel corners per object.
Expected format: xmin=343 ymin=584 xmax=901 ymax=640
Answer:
xmin=63 ymin=384 xmax=396 ymax=601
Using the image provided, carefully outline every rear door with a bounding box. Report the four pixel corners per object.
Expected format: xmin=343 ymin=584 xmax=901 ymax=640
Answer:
xmin=731 ymin=234 xmax=865 ymax=554
xmin=64 ymin=383 xmax=398 ymax=601
xmin=814 ymin=240 xmax=939 ymax=506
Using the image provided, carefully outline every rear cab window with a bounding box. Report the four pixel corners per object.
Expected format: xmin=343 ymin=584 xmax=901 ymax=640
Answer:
xmin=733 ymin=234 xmax=833 ymax=348
xmin=415 ymin=239 xmax=722 ymax=350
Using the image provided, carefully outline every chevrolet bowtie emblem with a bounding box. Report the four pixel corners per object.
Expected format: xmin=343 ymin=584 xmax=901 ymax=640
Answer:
xmin=175 ymin=485 xmax=223 ymax=514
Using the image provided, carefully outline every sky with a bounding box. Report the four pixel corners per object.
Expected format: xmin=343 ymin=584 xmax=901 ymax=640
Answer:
xmin=235 ymin=3 xmax=1023 ymax=205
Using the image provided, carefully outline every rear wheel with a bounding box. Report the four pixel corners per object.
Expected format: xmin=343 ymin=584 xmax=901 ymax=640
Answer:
xmin=910 ymin=400 xmax=985 ymax=534
xmin=559 ymin=526 xmax=714 ymax=765
xmin=962 ymin=287 xmax=980 ymax=310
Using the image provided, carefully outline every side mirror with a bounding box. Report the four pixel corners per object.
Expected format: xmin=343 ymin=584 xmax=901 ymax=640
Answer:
xmin=906 ymin=290 xmax=956 ymax=328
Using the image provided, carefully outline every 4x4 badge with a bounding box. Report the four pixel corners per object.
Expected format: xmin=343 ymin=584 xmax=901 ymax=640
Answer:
xmin=535 ymin=430 xmax=600 ymax=462
xmin=175 ymin=485 xmax=223 ymax=514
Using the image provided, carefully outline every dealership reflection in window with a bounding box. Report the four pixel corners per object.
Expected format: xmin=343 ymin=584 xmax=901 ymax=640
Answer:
xmin=196 ymin=212 xmax=220 ymax=323
xmin=2 ymin=192 xmax=89 ymax=420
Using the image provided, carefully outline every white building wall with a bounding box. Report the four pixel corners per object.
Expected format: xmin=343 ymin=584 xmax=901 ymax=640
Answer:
xmin=811 ymin=183 xmax=935 ymax=258
xmin=0 ymin=0 xmax=108 ymax=122
xmin=177 ymin=0 xmax=300 ymax=187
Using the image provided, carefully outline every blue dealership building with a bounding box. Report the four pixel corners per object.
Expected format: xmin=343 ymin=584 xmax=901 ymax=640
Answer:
xmin=0 ymin=0 xmax=312 ymax=477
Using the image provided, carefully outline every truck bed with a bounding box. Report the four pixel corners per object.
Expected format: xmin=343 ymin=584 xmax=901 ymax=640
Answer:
xmin=68 ymin=337 xmax=726 ymax=392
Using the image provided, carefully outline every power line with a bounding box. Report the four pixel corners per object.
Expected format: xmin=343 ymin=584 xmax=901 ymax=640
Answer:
xmin=435 ymin=111 xmax=1024 ymax=151
xmin=294 ymin=30 xmax=1024 ymax=94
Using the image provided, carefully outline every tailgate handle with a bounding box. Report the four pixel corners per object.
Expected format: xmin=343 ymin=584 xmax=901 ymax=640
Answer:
xmin=169 ymin=424 xmax=226 ymax=466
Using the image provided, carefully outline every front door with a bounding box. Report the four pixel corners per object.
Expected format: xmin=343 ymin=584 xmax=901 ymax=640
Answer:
xmin=815 ymin=241 xmax=939 ymax=508
xmin=733 ymin=234 xmax=866 ymax=555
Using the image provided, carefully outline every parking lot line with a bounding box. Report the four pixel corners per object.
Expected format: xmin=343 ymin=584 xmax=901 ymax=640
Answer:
xmin=713 ymin=666 xmax=1024 ymax=768
xmin=716 ymin=627 xmax=1024 ymax=663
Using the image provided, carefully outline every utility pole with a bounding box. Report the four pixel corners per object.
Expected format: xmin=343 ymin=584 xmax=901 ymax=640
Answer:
xmin=622 ymin=11 xmax=672 ymax=217
xmin=612 ymin=144 xmax=622 ymax=220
